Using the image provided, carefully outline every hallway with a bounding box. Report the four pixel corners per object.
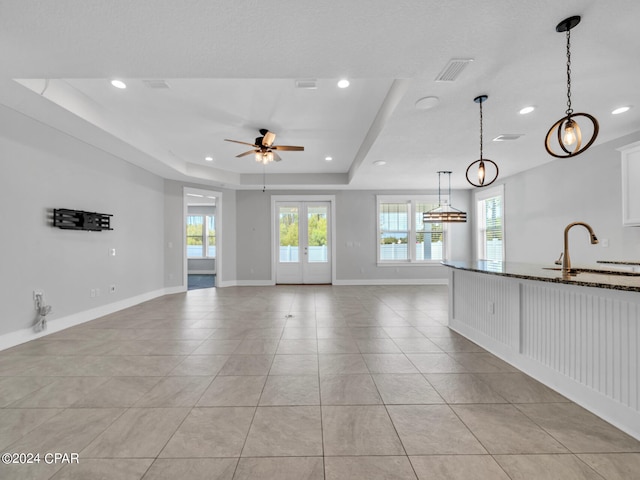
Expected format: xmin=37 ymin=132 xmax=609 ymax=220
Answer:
xmin=1 ymin=285 xmax=638 ymax=479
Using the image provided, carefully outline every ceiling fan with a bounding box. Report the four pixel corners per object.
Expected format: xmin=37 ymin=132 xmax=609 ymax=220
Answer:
xmin=225 ymin=129 xmax=304 ymax=165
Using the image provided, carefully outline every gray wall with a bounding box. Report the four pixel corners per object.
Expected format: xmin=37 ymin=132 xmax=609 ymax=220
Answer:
xmin=163 ymin=180 xmax=237 ymax=287
xmin=502 ymin=131 xmax=640 ymax=265
xmin=0 ymin=105 xmax=165 ymax=336
xmin=234 ymin=189 xmax=472 ymax=282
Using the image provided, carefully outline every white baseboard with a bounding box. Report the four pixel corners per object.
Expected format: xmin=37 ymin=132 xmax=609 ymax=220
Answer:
xmin=224 ymin=280 xmax=275 ymax=287
xmin=333 ymin=278 xmax=448 ymax=286
xmin=0 ymin=287 xmax=183 ymax=352
xmin=164 ymin=286 xmax=187 ymax=295
xmin=218 ymin=279 xmax=448 ymax=287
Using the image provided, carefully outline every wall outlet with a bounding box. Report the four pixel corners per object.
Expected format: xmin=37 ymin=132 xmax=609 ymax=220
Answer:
xmin=90 ymin=289 xmax=96 ymax=298
xmin=601 ymin=238 xmax=609 ymax=248
xmin=96 ymin=288 xmax=101 ymax=297
xmin=33 ymin=290 xmax=43 ymax=300
xmin=109 ymin=284 xmax=116 ymax=294
xmin=109 ymin=248 xmax=116 ymax=256
xmin=487 ymin=301 xmax=495 ymax=314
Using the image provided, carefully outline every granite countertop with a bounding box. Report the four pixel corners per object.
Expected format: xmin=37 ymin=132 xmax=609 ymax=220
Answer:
xmin=597 ymin=260 xmax=640 ymax=266
xmin=442 ymin=260 xmax=640 ymax=292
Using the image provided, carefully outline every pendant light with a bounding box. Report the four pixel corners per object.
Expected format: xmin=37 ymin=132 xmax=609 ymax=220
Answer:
xmin=423 ymin=171 xmax=467 ymax=223
xmin=545 ymin=16 xmax=599 ymax=158
xmin=466 ymin=95 xmax=499 ymax=188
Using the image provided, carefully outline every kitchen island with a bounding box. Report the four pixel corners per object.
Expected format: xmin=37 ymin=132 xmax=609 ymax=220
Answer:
xmin=443 ymin=260 xmax=640 ymax=440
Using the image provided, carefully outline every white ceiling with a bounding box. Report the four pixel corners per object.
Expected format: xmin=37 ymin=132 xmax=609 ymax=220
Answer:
xmin=2 ymin=0 xmax=640 ymax=190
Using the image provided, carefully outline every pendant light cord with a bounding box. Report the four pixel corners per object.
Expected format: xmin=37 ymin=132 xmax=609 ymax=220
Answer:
xmin=565 ymin=28 xmax=573 ymax=117
xmin=479 ymin=99 xmax=484 ymax=160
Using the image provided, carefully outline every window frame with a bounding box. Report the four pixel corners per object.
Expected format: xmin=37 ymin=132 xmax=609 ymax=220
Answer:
xmin=474 ymin=184 xmax=505 ymax=262
xmin=376 ymin=195 xmax=449 ymax=266
xmin=186 ymin=214 xmax=216 ymax=259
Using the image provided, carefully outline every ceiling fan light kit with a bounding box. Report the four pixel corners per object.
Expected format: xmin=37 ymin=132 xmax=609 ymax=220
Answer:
xmin=544 ymin=15 xmax=599 ymax=158
xmin=225 ymin=128 xmax=304 ymax=165
xmin=466 ymin=95 xmax=499 ymax=188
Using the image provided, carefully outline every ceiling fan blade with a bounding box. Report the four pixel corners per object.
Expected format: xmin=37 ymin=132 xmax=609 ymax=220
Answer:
xmin=262 ymin=131 xmax=276 ymax=147
xmin=272 ymin=151 xmax=282 ymax=162
xmin=236 ymin=150 xmax=257 ymax=158
xmin=225 ymin=139 xmax=259 ymax=147
xmin=271 ymin=145 xmax=304 ymax=151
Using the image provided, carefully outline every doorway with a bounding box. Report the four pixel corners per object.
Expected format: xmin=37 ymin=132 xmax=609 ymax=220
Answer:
xmin=184 ymin=187 xmax=222 ymax=289
xmin=274 ymin=198 xmax=334 ymax=284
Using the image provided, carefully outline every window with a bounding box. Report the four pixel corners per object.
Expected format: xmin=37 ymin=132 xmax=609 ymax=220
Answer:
xmin=377 ymin=195 xmax=446 ymax=264
xmin=475 ymin=185 xmax=504 ymax=262
xmin=187 ymin=215 xmax=216 ymax=258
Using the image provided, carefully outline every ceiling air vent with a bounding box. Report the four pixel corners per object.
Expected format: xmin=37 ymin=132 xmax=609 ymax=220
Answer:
xmin=295 ymin=79 xmax=318 ymax=89
xmin=434 ymin=58 xmax=474 ymax=82
xmin=143 ymin=79 xmax=170 ymax=89
xmin=493 ymin=134 xmax=524 ymax=142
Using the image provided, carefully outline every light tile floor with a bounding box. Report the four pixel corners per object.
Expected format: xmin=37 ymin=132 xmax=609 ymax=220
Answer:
xmin=1 ymin=285 xmax=639 ymax=479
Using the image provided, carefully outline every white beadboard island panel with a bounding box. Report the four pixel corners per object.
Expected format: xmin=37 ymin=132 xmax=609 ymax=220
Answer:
xmin=446 ymin=262 xmax=640 ymax=440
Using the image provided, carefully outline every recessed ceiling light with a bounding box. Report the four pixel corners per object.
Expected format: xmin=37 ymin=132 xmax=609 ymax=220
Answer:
xmin=205 ymin=156 xmax=214 ymax=162
xmin=110 ymin=79 xmax=127 ymax=89
xmin=612 ymin=106 xmax=631 ymax=115
xmin=519 ymin=106 xmax=535 ymax=115
xmin=373 ymin=160 xmax=386 ymax=166
xmin=337 ymin=79 xmax=350 ymax=89
xmin=415 ymin=96 xmax=440 ymax=110
xmin=325 ymin=156 xmax=333 ymax=161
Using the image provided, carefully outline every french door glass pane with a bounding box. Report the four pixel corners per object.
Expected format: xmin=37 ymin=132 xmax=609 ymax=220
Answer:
xmin=307 ymin=206 xmax=328 ymax=263
xmin=279 ymin=206 xmax=299 ymax=263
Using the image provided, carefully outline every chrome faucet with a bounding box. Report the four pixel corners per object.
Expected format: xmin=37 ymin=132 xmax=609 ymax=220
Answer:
xmin=562 ymin=222 xmax=599 ymax=274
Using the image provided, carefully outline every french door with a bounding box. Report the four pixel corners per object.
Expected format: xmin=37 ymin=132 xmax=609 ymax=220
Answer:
xmin=275 ymin=201 xmax=332 ymax=284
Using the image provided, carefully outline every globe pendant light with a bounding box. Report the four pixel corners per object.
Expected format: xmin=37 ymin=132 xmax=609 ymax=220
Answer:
xmin=423 ymin=171 xmax=467 ymax=223
xmin=466 ymin=95 xmax=499 ymax=188
xmin=545 ymin=16 xmax=599 ymax=158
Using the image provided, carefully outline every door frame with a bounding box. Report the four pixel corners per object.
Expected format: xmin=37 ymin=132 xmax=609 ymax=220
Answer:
xmin=183 ymin=186 xmax=223 ymax=288
xmin=271 ymin=195 xmax=336 ymax=285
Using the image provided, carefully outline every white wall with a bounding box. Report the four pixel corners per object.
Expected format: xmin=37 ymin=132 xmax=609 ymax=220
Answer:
xmin=501 ymin=131 xmax=640 ymax=265
xmin=0 ymin=105 xmax=165 ymax=338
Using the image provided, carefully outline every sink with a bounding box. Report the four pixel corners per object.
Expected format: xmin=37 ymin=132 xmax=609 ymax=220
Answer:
xmin=543 ymin=267 xmax=640 ymax=277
